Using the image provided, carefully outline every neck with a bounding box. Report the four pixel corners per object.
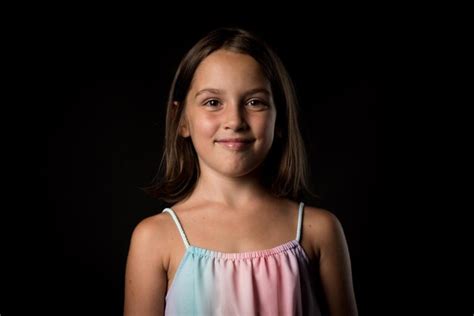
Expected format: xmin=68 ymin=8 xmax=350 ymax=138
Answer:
xmin=189 ymin=166 xmax=273 ymax=210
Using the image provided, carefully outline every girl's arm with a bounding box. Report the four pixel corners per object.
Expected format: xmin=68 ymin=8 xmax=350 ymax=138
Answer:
xmin=124 ymin=217 xmax=168 ymax=316
xmin=310 ymin=209 xmax=359 ymax=316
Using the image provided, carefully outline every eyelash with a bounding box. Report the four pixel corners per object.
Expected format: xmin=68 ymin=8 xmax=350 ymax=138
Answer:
xmin=203 ymin=99 xmax=267 ymax=109
xmin=204 ymin=99 xmax=221 ymax=107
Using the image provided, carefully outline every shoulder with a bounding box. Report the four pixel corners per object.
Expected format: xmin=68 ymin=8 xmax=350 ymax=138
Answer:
xmin=124 ymin=211 xmax=175 ymax=314
xmin=302 ymin=205 xmax=346 ymax=257
xmin=131 ymin=211 xmax=175 ymax=244
xmin=128 ymin=210 xmax=177 ymax=270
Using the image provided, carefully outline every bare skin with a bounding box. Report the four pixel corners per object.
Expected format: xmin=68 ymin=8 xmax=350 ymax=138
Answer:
xmin=124 ymin=50 xmax=357 ymax=315
xmin=124 ymin=196 xmax=358 ymax=316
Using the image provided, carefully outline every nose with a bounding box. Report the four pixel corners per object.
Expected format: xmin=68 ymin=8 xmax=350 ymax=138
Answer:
xmin=224 ymin=102 xmax=248 ymax=131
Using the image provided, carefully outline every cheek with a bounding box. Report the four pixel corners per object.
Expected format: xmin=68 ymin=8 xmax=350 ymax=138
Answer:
xmin=189 ymin=114 xmax=218 ymax=138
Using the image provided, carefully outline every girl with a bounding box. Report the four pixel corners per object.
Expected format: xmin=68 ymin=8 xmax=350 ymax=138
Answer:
xmin=124 ymin=28 xmax=358 ymax=316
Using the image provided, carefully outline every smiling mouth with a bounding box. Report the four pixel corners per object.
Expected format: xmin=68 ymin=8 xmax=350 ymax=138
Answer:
xmin=215 ymin=139 xmax=255 ymax=151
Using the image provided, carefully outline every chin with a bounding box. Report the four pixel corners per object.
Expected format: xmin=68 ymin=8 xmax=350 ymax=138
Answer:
xmin=218 ymin=161 xmax=262 ymax=178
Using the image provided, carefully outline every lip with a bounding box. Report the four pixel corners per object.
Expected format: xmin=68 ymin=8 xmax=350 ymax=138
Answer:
xmin=215 ymin=138 xmax=255 ymax=150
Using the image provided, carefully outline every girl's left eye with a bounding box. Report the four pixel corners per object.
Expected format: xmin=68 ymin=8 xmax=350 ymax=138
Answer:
xmin=246 ymin=99 xmax=266 ymax=107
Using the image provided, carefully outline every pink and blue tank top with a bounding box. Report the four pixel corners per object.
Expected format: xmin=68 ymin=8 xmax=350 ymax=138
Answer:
xmin=162 ymin=202 xmax=321 ymax=315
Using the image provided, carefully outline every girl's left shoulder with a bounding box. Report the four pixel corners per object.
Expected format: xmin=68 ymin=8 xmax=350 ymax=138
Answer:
xmin=301 ymin=205 xmax=347 ymax=258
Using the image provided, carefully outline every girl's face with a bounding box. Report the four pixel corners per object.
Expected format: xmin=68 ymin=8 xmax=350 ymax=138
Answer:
xmin=180 ymin=49 xmax=277 ymax=178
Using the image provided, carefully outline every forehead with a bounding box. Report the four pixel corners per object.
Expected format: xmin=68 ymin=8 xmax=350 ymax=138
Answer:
xmin=190 ymin=49 xmax=270 ymax=92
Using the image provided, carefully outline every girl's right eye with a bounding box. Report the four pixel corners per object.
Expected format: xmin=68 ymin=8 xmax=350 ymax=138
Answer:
xmin=203 ymin=99 xmax=221 ymax=107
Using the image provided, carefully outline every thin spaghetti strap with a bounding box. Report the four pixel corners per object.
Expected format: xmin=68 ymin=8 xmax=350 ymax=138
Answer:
xmin=162 ymin=208 xmax=191 ymax=249
xmin=295 ymin=202 xmax=305 ymax=242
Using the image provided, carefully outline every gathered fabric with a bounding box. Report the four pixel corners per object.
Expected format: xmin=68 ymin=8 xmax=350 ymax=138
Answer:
xmin=162 ymin=202 xmax=321 ymax=316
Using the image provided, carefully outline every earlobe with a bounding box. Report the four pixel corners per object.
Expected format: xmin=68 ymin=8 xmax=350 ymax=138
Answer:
xmin=174 ymin=101 xmax=190 ymax=138
xmin=179 ymin=115 xmax=190 ymax=138
xmin=179 ymin=123 xmax=190 ymax=138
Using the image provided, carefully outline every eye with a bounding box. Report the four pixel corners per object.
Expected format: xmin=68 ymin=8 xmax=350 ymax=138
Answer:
xmin=246 ymin=99 xmax=267 ymax=108
xmin=203 ymin=99 xmax=221 ymax=107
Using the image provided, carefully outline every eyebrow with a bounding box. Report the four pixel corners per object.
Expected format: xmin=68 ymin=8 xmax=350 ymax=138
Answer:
xmin=194 ymin=88 xmax=271 ymax=99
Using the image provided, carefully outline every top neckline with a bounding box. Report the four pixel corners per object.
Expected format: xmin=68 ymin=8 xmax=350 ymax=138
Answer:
xmin=186 ymin=239 xmax=309 ymax=261
xmin=162 ymin=202 xmax=305 ymax=250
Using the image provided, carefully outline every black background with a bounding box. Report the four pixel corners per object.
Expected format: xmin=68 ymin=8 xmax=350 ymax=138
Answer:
xmin=2 ymin=12 xmax=375 ymax=315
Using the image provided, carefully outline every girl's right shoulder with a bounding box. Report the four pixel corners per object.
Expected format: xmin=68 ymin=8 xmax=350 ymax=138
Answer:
xmin=131 ymin=210 xmax=177 ymax=245
xmin=128 ymin=211 xmax=178 ymax=269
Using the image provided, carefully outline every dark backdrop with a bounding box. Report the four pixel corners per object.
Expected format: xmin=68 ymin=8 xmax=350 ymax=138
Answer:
xmin=4 ymin=17 xmax=374 ymax=315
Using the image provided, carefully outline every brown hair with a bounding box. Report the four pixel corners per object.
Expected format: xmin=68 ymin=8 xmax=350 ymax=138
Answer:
xmin=144 ymin=28 xmax=315 ymax=204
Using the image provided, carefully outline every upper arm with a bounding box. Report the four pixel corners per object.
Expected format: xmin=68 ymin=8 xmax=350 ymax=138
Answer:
xmin=124 ymin=216 xmax=169 ymax=316
xmin=309 ymin=209 xmax=358 ymax=316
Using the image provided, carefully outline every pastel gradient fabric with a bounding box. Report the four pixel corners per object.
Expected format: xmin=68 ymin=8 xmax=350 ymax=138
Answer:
xmin=162 ymin=202 xmax=321 ymax=316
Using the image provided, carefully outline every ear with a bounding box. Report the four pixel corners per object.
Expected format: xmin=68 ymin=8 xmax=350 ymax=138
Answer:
xmin=179 ymin=121 xmax=190 ymax=138
xmin=175 ymin=101 xmax=190 ymax=138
